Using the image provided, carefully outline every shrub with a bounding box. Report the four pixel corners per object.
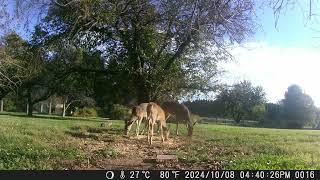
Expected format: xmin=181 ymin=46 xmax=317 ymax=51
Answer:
xmin=110 ymin=104 xmax=131 ymax=120
xmin=73 ymin=107 xmax=98 ymax=117
xmin=3 ymin=98 xmax=17 ymax=112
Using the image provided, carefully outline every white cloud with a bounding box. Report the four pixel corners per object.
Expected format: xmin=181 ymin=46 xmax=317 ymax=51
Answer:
xmin=218 ymin=42 xmax=320 ymax=106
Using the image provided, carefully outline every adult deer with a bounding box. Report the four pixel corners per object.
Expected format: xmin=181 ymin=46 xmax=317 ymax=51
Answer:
xmin=161 ymin=101 xmax=195 ymax=136
xmin=125 ymin=103 xmax=148 ymax=136
xmin=147 ymin=102 xmax=169 ymax=145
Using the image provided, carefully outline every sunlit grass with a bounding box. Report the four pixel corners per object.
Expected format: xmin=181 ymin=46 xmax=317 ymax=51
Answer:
xmin=0 ymin=112 xmax=319 ymax=169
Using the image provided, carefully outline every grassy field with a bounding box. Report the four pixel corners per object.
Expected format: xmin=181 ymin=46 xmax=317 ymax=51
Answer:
xmin=0 ymin=112 xmax=319 ymax=170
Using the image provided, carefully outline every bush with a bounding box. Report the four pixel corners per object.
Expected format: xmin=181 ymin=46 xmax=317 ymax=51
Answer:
xmin=282 ymin=120 xmax=304 ymax=129
xmin=3 ymin=98 xmax=17 ymax=112
xmin=73 ymin=107 xmax=98 ymax=117
xmin=259 ymin=118 xmax=305 ymax=129
xmin=250 ymin=104 xmax=266 ymax=121
xmin=110 ymin=104 xmax=131 ymax=120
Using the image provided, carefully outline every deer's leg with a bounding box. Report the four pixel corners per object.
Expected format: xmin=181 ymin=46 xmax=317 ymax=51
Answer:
xmin=147 ymin=120 xmax=151 ymax=144
xmin=156 ymin=122 xmax=160 ymax=134
xmin=143 ymin=118 xmax=149 ymax=133
xmin=126 ymin=123 xmax=132 ymax=135
xmin=176 ymin=122 xmax=179 ymax=136
xmin=150 ymin=122 xmax=154 ymax=145
xmin=140 ymin=117 xmax=146 ymax=135
xmin=160 ymin=123 xmax=164 ymax=142
xmin=136 ymin=117 xmax=142 ymax=136
xmin=135 ymin=119 xmax=139 ymax=136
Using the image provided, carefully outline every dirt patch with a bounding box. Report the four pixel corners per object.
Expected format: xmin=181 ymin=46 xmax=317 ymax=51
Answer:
xmin=62 ymin=126 xmax=223 ymax=170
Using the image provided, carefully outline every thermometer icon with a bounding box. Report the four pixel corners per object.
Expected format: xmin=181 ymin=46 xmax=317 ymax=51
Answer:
xmin=120 ymin=170 xmax=125 ymax=179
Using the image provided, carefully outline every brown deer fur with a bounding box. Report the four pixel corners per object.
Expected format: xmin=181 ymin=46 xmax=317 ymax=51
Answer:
xmin=161 ymin=101 xmax=195 ymax=136
xmin=125 ymin=103 xmax=148 ymax=136
xmin=147 ymin=102 xmax=169 ymax=145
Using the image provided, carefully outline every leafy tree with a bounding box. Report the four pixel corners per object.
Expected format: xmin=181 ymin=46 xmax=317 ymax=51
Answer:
xmin=250 ymin=104 xmax=266 ymax=121
xmin=265 ymin=103 xmax=282 ymax=121
xmin=216 ymin=81 xmax=266 ymax=123
xmin=56 ymin=72 xmax=96 ymax=117
xmin=0 ymin=32 xmax=29 ymax=99
xmin=32 ymin=0 xmax=256 ymax=103
xmin=282 ymin=84 xmax=316 ymax=128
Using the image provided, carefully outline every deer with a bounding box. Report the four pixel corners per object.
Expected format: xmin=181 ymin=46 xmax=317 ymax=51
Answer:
xmin=125 ymin=103 xmax=149 ymax=136
xmin=147 ymin=102 xmax=170 ymax=145
xmin=161 ymin=101 xmax=196 ymax=137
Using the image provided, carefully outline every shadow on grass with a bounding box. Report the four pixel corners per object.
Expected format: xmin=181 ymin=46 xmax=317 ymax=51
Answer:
xmin=0 ymin=112 xmax=118 ymax=123
xmin=65 ymin=124 xmax=123 ymax=142
xmin=65 ymin=131 xmax=100 ymax=140
xmin=65 ymin=130 xmax=118 ymax=142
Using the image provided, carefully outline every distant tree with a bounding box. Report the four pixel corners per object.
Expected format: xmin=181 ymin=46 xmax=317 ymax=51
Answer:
xmin=184 ymin=99 xmax=222 ymax=118
xmin=57 ymin=72 xmax=96 ymax=117
xmin=264 ymin=103 xmax=282 ymax=121
xmin=216 ymin=81 xmax=266 ymax=123
xmin=250 ymin=104 xmax=266 ymax=121
xmin=282 ymin=84 xmax=316 ymax=128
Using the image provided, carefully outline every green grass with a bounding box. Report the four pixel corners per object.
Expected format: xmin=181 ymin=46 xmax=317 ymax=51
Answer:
xmin=0 ymin=112 xmax=320 ymax=169
xmin=180 ymin=123 xmax=320 ymax=169
xmin=95 ymin=147 xmax=122 ymax=158
xmin=0 ymin=112 xmax=120 ymax=169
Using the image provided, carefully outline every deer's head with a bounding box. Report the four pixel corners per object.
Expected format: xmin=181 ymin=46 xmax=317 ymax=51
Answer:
xmin=187 ymin=119 xmax=198 ymax=137
xmin=124 ymin=114 xmax=137 ymax=135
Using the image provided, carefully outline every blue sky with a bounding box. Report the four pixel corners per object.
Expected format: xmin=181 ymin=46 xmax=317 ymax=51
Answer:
xmin=219 ymin=1 xmax=320 ymax=106
xmin=254 ymin=1 xmax=320 ymax=48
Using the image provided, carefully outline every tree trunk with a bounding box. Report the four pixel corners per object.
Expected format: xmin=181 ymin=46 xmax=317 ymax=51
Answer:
xmin=234 ymin=113 xmax=242 ymax=123
xmin=0 ymin=99 xmax=3 ymax=112
xmin=62 ymin=99 xmax=66 ymax=117
xmin=135 ymin=74 xmax=151 ymax=103
xmin=40 ymin=103 xmax=43 ymax=113
xmin=27 ymin=102 xmax=33 ymax=116
xmin=27 ymin=88 xmax=33 ymax=116
xmin=49 ymin=100 xmax=52 ymax=115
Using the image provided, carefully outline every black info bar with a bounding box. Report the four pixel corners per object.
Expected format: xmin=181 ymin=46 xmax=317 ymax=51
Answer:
xmin=0 ymin=170 xmax=318 ymax=180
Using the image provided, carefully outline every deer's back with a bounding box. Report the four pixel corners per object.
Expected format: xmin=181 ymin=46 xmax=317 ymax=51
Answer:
xmin=147 ymin=102 xmax=166 ymax=122
xmin=132 ymin=103 xmax=148 ymax=118
xmin=161 ymin=101 xmax=190 ymax=120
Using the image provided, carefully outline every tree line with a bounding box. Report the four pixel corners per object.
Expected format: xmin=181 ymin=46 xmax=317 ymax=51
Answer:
xmin=185 ymin=82 xmax=319 ymax=129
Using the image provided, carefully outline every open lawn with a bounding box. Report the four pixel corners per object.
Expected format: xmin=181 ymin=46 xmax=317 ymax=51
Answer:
xmin=0 ymin=113 xmax=319 ymax=170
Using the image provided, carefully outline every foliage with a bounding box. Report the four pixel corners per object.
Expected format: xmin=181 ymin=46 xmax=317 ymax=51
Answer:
xmin=250 ymin=104 xmax=266 ymax=121
xmin=3 ymin=98 xmax=17 ymax=112
xmin=185 ymin=100 xmax=223 ymax=118
xmin=73 ymin=107 xmax=98 ymax=117
xmin=259 ymin=103 xmax=283 ymax=128
xmin=31 ymin=0 xmax=256 ymax=103
xmin=260 ymin=85 xmax=317 ymax=129
xmin=109 ymin=104 xmax=131 ymax=120
xmin=0 ymin=32 xmax=30 ymax=99
xmin=215 ymin=81 xmax=266 ymax=123
xmin=281 ymin=85 xmax=316 ymax=128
